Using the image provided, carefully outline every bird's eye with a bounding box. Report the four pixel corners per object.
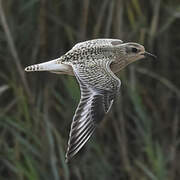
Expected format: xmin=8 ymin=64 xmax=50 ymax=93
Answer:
xmin=132 ymin=47 xmax=138 ymax=53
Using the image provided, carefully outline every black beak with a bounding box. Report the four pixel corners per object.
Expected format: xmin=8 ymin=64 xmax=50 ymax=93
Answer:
xmin=143 ymin=51 xmax=157 ymax=60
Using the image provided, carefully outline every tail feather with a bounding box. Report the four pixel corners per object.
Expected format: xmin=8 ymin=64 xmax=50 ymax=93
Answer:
xmin=24 ymin=58 xmax=74 ymax=75
xmin=25 ymin=64 xmax=42 ymax=72
xmin=25 ymin=58 xmax=60 ymax=72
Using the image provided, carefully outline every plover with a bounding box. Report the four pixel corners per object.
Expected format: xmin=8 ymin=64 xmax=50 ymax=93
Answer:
xmin=25 ymin=39 xmax=156 ymax=162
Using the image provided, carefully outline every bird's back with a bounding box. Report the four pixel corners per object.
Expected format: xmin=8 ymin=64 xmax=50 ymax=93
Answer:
xmin=61 ymin=39 xmax=123 ymax=65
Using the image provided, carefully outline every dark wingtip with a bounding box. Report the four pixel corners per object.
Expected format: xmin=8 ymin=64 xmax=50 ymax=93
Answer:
xmin=65 ymin=152 xmax=71 ymax=163
xmin=65 ymin=158 xmax=69 ymax=163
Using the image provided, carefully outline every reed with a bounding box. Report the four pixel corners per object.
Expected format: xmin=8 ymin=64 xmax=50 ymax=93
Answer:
xmin=0 ymin=0 xmax=179 ymax=179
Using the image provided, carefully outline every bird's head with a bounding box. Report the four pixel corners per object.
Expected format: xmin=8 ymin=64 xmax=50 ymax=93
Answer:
xmin=118 ymin=42 xmax=156 ymax=63
xmin=110 ymin=42 xmax=156 ymax=72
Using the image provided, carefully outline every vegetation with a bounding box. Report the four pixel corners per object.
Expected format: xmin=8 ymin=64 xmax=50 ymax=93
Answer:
xmin=0 ymin=0 xmax=180 ymax=179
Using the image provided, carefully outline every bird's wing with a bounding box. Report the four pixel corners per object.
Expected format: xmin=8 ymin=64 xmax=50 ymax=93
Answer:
xmin=65 ymin=59 xmax=121 ymax=162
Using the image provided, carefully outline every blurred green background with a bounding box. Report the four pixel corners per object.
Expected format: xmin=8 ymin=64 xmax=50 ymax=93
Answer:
xmin=0 ymin=0 xmax=180 ymax=179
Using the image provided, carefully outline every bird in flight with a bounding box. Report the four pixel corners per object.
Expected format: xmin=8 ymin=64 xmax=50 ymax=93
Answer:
xmin=25 ymin=39 xmax=156 ymax=162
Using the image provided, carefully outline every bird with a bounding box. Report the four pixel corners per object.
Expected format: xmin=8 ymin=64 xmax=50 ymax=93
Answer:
xmin=25 ymin=38 xmax=156 ymax=162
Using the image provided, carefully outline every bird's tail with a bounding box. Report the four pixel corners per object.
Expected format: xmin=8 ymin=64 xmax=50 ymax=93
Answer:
xmin=24 ymin=58 xmax=61 ymax=72
xmin=25 ymin=57 xmax=74 ymax=75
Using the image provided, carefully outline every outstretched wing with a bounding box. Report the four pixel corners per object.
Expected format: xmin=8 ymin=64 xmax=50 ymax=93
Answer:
xmin=65 ymin=59 xmax=121 ymax=162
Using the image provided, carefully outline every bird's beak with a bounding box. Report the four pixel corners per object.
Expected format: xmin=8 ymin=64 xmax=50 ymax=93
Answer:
xmin=25 ymin=58 xmax=61 ymax=72
xmin=143 ymin=51 xmax=157 ymax=60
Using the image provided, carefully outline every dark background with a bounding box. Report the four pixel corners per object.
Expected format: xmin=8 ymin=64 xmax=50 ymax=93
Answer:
xmin=0 ymin=0 xmax=180 ymax=179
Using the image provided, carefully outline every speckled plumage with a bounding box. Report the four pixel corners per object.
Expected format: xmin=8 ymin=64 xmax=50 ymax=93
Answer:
xmin=25 ymin=38 xmax=156 ymax=162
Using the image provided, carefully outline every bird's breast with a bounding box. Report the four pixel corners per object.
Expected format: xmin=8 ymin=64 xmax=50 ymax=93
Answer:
xmin=110 ymin=58 xmax=126 ymax=73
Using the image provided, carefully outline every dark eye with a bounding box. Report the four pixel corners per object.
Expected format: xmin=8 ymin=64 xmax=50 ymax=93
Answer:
xmin=132 ymin=47 xmax=138 ymax=53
